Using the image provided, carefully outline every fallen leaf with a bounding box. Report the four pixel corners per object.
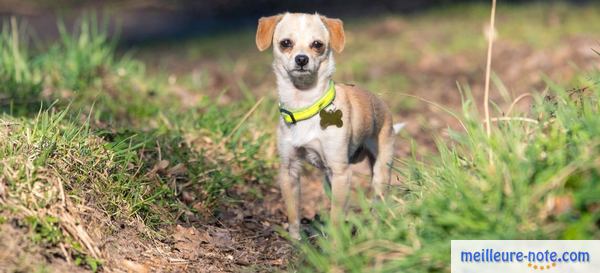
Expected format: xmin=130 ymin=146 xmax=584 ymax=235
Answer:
xmin=545 ymin=194 xmax=573 ymax=216
xmin=210 ymin=230 xmax=234 ymax=250
xmin=173 ymin=225 xmax=206 ymax=260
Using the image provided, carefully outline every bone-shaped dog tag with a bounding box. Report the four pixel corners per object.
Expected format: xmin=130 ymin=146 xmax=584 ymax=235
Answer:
xmin=319 ymin=108 xmax=343 ymax=129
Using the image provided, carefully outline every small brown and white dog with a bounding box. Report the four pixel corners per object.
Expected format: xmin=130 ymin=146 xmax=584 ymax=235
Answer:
xmin=256 ymin=13 xmax=401 ymax=240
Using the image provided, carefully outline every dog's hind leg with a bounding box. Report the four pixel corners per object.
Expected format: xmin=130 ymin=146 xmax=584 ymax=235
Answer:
xmin=370 ymin=123 xmax=395 ymax=200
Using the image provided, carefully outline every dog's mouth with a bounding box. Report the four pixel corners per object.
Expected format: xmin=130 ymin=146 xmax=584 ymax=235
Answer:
xmin=291 ymin=68 xmax=312 ymax=74
xmin=287 ymin=67 xmax=317 ymax=89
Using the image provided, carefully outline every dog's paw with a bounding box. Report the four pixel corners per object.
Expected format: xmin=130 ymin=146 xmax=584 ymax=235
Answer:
xmin=288 ymin=225 xmax=301 ymax=240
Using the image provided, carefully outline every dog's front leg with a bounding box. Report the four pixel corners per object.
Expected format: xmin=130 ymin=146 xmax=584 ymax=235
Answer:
xmin=279 ymin=155 xmax=302 ymax=240
xmin=328 ymin=162 xmax=351 ymax=226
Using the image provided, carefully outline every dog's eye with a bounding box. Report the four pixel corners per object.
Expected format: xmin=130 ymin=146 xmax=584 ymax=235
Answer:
xmin=280 ymin=39 xmax=293 ymax=49
xmin=311 ymin=40 xmax=324 ymax=49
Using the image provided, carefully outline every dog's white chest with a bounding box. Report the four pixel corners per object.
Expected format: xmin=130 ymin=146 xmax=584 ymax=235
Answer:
xmin=287 ymin=116 xmax=321 ymax=148
xmin=284 ymin=117 xmax=327 ymax=169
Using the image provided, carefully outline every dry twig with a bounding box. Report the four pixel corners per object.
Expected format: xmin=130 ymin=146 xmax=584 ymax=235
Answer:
xmin=483 ymin=0 xmax=497 ymax=137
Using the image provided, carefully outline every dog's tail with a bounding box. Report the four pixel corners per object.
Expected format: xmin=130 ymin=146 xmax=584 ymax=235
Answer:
xmin=393 ymin=122 xmax=405 ymax=135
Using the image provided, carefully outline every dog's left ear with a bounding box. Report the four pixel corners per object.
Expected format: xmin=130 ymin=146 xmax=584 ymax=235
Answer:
xmin=321 ymin=16 xmax=345 ymax=53
xmin=256 ymin=15 xmax=283 ymax=51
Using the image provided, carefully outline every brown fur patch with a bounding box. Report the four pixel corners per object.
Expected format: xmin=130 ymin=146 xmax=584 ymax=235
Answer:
xmin=256 ymin=15 xmax=283 ymax=51
xmin=320 ymin=17 xmax=345 ymax=53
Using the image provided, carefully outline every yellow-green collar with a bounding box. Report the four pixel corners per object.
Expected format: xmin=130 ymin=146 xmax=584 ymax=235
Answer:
xmin=279 ymin=80 xmax=336 ymax=124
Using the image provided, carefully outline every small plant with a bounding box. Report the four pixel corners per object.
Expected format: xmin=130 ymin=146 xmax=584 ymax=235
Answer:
xmin=25 ymin=216 xmax=63 ymax=245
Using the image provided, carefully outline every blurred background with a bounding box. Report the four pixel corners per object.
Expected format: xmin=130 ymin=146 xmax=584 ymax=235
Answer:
xmin=1 ymin=0 xmax=596 ymax=44
xmin=3 ymin=0 xmax=598 ymax=156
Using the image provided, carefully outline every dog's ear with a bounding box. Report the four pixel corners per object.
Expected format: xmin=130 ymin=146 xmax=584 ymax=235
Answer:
xmin=256 ymin=15 xmax=283 ymax=51
xmin=321 ymin=16 xmax=345 ymax=53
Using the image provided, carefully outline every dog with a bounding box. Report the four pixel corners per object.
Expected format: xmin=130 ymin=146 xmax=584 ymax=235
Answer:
xmin=256 ymin=12 xmax=400 ymax=240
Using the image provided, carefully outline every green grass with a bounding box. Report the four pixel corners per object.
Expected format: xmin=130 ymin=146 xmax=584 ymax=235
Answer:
xmin=0 ymin=19 xmax=43 ymax=111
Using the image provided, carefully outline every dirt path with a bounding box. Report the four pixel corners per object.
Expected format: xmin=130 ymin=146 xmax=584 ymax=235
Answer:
xmin=101 ymin=188 xmax=292 ymax=272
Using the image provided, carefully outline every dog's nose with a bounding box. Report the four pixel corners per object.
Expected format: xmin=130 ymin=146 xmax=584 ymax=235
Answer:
xmin=295 ymin=55 xmax=309 ymax=67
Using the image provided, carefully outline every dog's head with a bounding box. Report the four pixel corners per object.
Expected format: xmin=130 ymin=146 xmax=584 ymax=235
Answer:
xmin=256 ymin=13 xmax=345 ymax=89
